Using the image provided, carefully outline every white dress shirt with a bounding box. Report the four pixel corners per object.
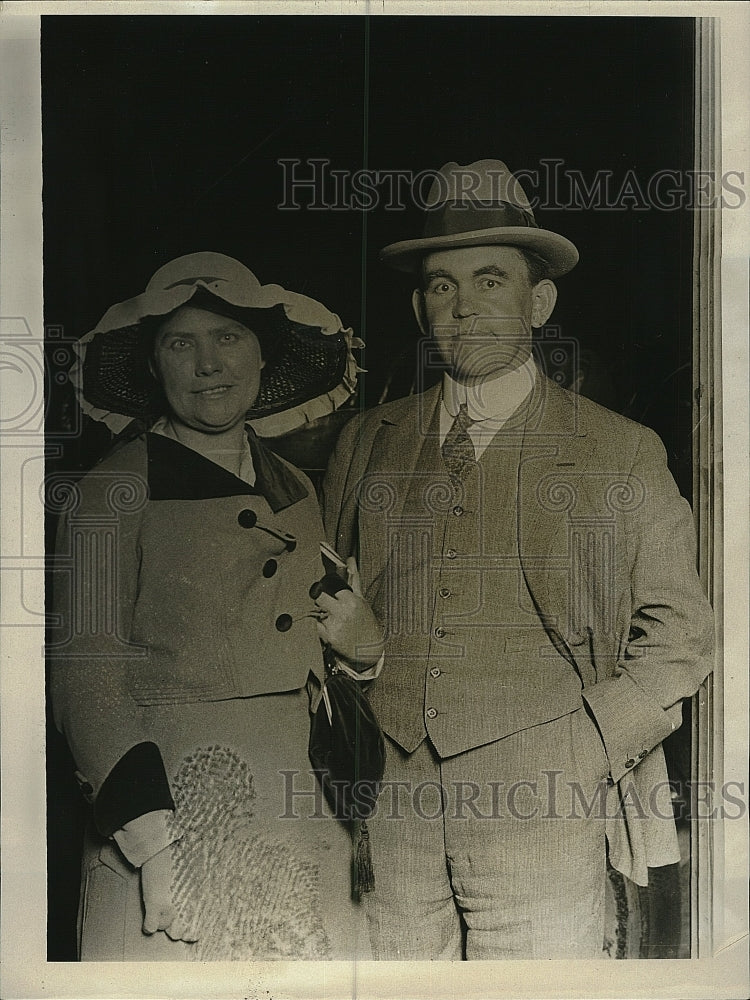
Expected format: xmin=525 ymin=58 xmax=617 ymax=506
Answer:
xmin=439 ymin=355 xmax=537 ymax=460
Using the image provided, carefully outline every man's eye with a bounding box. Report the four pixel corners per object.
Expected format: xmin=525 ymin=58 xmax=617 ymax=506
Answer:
xmin=432 ymin=282 xmax=454 ymax=294
xmin=481 ymin=278 xmax=498 ymax=289
xmin=169 ymin=338 xmax=190 ymax=350
xmin=220 ymin=332 xmax=237 ymax=343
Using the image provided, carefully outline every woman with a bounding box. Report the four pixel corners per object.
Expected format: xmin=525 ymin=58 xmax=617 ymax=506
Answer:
xmin=49 ymin=252 xmax=382 ymax=961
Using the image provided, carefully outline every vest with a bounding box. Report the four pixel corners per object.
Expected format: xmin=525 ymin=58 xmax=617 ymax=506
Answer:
xmin=366 ymin=404 xmax=584 ymax=758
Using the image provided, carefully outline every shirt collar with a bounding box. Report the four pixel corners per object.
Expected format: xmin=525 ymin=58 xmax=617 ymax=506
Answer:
xmin=442 ymin=354 xmax=537 ymax=423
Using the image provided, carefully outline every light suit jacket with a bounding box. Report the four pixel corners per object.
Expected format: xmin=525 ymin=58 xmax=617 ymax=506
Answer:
xmin=322 ymin=373 xmax=714 ymax=884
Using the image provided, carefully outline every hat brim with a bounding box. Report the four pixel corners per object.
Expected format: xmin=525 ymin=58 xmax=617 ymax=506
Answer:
xmin=71 ymin=279 xmax=362 ymax=438
xmin=380 ymin=227 xmax=579 ymax=279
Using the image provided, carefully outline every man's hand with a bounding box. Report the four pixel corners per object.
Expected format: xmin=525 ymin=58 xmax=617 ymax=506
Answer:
xmin=315 ymin=557 xmax=384 ymax=667
xmin=140 ymin=844 xmax=198 ymax=943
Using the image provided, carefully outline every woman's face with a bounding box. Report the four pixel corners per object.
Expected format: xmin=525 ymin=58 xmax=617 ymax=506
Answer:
xmin=151 ymin=305 xmax=265 ymax=435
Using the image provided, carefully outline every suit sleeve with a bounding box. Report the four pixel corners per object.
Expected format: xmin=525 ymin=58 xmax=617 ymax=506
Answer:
xmin=49 ymin=463 xmax=175 ymax=848
xmin=582 ymin=426 xmax=714 ymax=784
xmin=320 ymin=412 xmax=366 ymax=560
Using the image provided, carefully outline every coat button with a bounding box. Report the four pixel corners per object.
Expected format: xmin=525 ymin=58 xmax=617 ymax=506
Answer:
xmin=262 ymin=559 xmax=278 ymax=578
xmin=237 ymin=508 xmax=257 ymax=529
xmin=430 ymin=667 xmax=441 ymax=678
xmin=426 ymin=708 xmax=438 ymax=719
xmin=434 ymin=626 xmax=446 ymax=638
xmin=446 ymin=548 xmax=457 ymax=559
xmin=625 ymin=758 xmax=636 ymax=769
xmin=74 ymin=771 xmax=93 ymax=799
xmin=439 ymin=587 xmax=451 ymax=599
xmin=452 ymin=505 xmax=464 ymax=517
xmin=275 ymin=614 xmax=293 ymax=632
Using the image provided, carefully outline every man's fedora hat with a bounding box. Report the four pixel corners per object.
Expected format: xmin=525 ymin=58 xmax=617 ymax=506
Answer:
xmin=380 ymin=159 xmax=579 ymax=278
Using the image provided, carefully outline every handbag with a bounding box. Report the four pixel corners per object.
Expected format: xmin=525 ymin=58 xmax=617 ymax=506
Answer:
xmin=308 ymin=574 xmax=386 ymax=893
xmin=309 ymin=647 xmax=386 ymax=819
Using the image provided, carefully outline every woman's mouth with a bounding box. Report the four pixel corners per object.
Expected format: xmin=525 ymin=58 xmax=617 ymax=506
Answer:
xmin=194 ymin=384 xmax=233 ymax=397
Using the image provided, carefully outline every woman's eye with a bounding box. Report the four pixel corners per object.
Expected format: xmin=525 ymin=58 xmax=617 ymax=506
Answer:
xmin=220 ymin=332 xmax=237 ymax=343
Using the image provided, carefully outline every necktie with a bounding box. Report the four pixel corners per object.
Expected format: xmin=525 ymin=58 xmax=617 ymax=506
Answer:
xmin=441 ymin=402 xmax=476 ymax=481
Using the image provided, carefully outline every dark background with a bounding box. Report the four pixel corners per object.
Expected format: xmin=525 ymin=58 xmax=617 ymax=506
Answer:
xmin=43 ymin=14 xmax=696 ymax=959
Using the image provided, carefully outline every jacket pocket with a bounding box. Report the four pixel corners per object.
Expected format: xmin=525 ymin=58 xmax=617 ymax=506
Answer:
xmin=503 ymin=634 xmax=553 ymax=655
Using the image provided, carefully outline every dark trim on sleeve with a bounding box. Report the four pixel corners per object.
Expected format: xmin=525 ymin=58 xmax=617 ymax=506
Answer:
xmin=94 ymin=741 xmax=174 ymax=837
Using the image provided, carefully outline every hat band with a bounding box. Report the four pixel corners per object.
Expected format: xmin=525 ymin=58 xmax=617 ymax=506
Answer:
xmin=422 ymin=200 xmax=538 ymax=239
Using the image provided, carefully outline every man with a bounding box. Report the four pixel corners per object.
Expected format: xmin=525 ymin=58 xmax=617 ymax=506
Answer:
xmin=321 ymin=160 xmax=714 ymax=960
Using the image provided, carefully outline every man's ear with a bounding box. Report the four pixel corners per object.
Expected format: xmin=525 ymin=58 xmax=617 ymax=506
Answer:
xmin=530 ymin=279 xmax=557 ymax=329
xmin=411 ymin=288 xmax=429 ymax=336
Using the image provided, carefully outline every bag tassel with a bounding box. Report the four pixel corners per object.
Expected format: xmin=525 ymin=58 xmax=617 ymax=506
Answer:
xmin=354 ymin=820 xmax=375 ymax=895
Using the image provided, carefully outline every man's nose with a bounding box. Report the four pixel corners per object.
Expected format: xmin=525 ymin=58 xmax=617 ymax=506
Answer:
xmin=452 ymin=287 xmax=479 ymax=319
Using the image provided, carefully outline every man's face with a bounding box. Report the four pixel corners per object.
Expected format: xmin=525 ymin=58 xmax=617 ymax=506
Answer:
xmin=152 ymin=305 xmax=264 ymax=435
xmin=414 ymin=246 xmax=555 ymax=383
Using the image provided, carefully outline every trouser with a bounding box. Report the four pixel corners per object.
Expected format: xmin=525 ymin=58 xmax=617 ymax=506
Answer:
xmin=364 ymin=706 xmax=609 ymax=960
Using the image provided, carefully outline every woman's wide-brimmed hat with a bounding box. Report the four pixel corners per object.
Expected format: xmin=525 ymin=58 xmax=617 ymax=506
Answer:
xmin=380 ymin=159 xmax=579 ymax=278
xmin=71 ymin=252 xmax=363 ymax=437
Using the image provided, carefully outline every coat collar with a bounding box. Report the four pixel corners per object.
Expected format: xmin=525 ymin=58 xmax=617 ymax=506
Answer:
xmin=146 ymin=427 xmax=308 ymax=511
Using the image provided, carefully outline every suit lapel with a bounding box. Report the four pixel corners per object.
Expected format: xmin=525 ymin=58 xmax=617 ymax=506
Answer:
xmin=517 ymin=376 xmax=598 ymax=633
xmin=369 ymin=384 xmax=442 ymax=524
xmin=359 ymin=386 xmax=441 ymax=605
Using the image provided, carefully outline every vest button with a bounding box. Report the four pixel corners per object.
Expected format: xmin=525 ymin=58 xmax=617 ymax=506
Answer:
xmin=625 ymin=758 xmax=636 ymax=769
xmin=262 ymin=559 xmax=278 ymax=578
xmin=446 ymin=548 xmax=457 ymax=559
xmin=430 ymin=667 xmax=441 ymax=678
xmin=452 ymin=505 xmax=464 ymax=517
xmin=438 ymin=587 xmax=451 ymax=599
xmin=434 ymin=626 xmax=446 ymax=638
xmin=426 ymin=707 xmax=438 ymax=719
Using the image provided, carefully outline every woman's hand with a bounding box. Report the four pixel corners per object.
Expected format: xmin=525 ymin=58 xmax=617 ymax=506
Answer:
xmin=140 ymin=844 xmax=198 ymax=943
xmin=314 ymin=557 xmax=384 ymax=668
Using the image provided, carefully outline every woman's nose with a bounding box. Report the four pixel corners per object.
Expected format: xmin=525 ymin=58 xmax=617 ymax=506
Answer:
xmin=194 ymin=347 xmax=222 ymax=376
